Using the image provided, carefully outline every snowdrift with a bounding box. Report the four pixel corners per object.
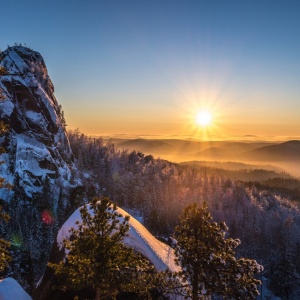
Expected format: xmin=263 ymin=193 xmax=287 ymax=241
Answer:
xmin=57 ymin=205 xmax=180 ymax=273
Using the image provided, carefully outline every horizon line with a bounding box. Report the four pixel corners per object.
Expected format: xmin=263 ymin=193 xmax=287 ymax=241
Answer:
xmin=85 ymin=133 xmax=300 ymax=142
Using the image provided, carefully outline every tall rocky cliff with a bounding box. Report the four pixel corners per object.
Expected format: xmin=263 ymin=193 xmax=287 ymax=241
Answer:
xmin=0 ymin=46 xmax=79 ymax=289
xmin=0 ymin=45 xmax=76 ymax=197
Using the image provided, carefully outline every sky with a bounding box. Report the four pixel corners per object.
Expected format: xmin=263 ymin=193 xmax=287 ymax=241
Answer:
xmin=1 ymin=0 xmax=300 ymax=140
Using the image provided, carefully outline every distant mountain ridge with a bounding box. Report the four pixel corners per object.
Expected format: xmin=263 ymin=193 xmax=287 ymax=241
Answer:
xmin=118 ymin=138 xmax=174 ymax=153
xmin=243 ymin=140 xmax=300 ymax=161
xmin=113 ymin=138 xmax=299 ymax=162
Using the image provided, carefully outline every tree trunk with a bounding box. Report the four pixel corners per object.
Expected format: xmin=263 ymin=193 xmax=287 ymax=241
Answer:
xmin=95 ymin=287 xmax=101 ymax=300
xmin=192 ymin=270 xmax=199 ymax=300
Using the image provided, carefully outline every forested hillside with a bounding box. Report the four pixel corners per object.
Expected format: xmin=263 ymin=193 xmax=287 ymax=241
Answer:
xmin=69 ymin=129 xmax=300 ymax=299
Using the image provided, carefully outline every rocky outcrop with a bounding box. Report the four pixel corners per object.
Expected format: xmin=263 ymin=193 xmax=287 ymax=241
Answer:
xmin=0 ymin=46 xmax=76 ymax=198
xmin=0 ymin=46 xmax=79 ymax=289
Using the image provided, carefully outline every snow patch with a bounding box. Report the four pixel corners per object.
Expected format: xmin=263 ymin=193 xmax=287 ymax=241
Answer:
xmin=0 ymin=97 xmax=14 ymax=118
xmin=0 ymin=277 xmax=32 ymax=300
xmin=25 ymin=111 xmax=47 ymax=128
xmin=5 ymin=50 xmax=29 ymax=74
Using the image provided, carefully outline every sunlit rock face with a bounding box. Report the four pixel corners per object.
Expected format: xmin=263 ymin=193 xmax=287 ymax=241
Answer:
xmin=0 ymin=45 xmax=76 ymax=199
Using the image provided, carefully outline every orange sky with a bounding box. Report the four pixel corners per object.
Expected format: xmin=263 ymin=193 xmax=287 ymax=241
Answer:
xmin=7 ymin=1 xmax=296 ymax=141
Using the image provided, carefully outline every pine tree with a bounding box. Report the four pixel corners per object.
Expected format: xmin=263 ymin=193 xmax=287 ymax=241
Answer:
xmin=0 ymin=121 xmax=11 ymax=273
xmin=0 ymin=206 xmax=11 ymax=273
xmin=0 ymin=66 xmax=8 ymax=76
xmin=49 ymin=196 xmax=159 ymax=300
xmin=270 ymin=256 xmax=300 ymax=300
xmin=174 ymin=203 xmax=263 ymax=300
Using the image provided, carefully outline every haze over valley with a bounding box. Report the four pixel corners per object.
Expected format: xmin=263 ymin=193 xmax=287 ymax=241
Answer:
xmin=102 ymin=137 xmax=300 ymax=176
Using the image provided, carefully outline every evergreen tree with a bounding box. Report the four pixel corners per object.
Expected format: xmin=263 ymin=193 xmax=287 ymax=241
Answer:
xmin=58 ymin=104 xmax=67 ymax=128
xmin=0 ymin=66 xmax=8 ymax=76
xmin=0 ymin=121 xmax=11 ymax=273
xmin=31 ymin=177 xmax=56 ymax=281
xmin=0 ymin=206 xmax=10 ymax=273
xmin=174 ymin=203 xmax=263 ymax=300
xmin=49 ymin=197 xmax=160 ymax=300
xmin=270 ymin=256 xmax=300 ymax=300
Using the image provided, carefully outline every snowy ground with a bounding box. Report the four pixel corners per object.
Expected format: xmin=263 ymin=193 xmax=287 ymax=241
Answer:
xmin=0 ymin=278 xmax=32 ymax=300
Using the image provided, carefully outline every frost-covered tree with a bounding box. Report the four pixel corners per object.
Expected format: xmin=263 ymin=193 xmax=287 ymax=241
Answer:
xmin=66 ymin=129 xmax=300 ymax=298
xmin=174 ymin=203 xmax=263 ymax=300
xmin=49 ymin=197 xmax=161 ymax=300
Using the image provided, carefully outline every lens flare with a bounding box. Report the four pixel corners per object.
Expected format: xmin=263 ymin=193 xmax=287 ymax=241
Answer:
xmin=41 ymin=210 xmax=55 ymax=225
xmin=11 ymin=233 xmax=23 ymax=248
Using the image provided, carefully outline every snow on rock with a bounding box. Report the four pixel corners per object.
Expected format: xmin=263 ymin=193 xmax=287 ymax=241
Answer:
xmin=0 ymin=45 xmax=78 ymax=199
xmin=25 ymin=111 xmax=47 ymax=128
xmin=57 ymin=205 xmax=180 ymax=273
xmin=0 ymin=96 xmax=14 ymax=119
xmin=0 ymin=277 xmax=32 ymax=300
xmin=260 ymin=276 xmax=281 ymax=300
xmin=0 ymin=45 xmax=80 ymax=290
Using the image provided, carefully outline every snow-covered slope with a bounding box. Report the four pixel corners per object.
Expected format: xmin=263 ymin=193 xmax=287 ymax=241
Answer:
xmin=0 ymin=278 xmax=32 ymax=300
xmin=0 ymin=45 xmax=77 ymax=199
xmin=57 ymin=205 xmax=180 ymax=272
xmin=34 ymin=205 xmax=180 ymax=299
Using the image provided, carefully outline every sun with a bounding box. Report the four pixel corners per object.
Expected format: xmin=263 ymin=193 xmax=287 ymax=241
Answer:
xmin=196 ymin=110 xmax=212 ymax=127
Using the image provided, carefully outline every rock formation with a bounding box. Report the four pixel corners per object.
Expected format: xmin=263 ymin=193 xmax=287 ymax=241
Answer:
xmin=0 ymin=46 xmax=78 ymax=289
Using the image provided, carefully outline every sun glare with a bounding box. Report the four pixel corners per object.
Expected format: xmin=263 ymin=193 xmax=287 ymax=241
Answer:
xmin=196 ymin=111 xmax=212 ymax=127
xmin=180 ymin=90 xmax=222 ymax=140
